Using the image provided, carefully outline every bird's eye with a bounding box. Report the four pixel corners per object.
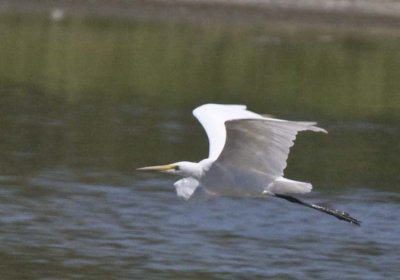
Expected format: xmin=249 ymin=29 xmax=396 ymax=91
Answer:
xmin=174 ymin=165 xmax=180 ymax=171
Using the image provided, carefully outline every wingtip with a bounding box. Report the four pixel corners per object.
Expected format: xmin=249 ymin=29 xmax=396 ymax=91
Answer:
xmin=311 ymin=126 xmax=328 ymax=134
xmin=319 ymin=127 xmax=328 ymax=134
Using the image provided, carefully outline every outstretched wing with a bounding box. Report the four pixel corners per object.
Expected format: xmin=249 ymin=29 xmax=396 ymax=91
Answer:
xmin=193 ymin=104 xmax=262 ymax=160
xmin=221 ymin=119 xmax=326 ymax=179
xmin=200 ymin=118 xmax=327 ymax=196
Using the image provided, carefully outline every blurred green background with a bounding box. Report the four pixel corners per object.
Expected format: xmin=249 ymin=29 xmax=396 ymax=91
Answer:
xmin=0 ymin=10 xmax=399 ymax=188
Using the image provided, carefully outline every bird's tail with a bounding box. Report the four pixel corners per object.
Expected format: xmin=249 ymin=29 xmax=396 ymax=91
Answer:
xmin=267 ymin=177 xmax=312 ymax=195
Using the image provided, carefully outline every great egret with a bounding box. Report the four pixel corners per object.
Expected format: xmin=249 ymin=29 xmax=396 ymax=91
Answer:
xmin=138 ymin=104 xmax=361 ymax=226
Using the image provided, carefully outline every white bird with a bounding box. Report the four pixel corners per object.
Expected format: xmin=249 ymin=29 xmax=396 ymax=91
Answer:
xmin=138 ymin=104 xmax=360 ymax=225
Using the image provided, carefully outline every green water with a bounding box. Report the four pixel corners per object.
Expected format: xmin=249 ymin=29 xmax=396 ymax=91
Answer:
xmin=1 ymin=11 xmax=399 ymax=184
xmin=0 ymin=10 xmax=399 ymax=279
xmin=1 ymin=11 xmax=400 ymax=117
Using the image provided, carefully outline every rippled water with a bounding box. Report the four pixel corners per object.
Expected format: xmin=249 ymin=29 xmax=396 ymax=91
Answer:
xmin=1 ymin=8 xmax=400 ymax=279
xmin=0 ymin=118 xmax=399 ymax=279
xmin=0 ymin=180 xmax=399 ymax=279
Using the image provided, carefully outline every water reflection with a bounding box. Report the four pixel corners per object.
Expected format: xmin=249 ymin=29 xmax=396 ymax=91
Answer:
xmin=1 ymin=11 xmax=400 ymax=118
xmin=0 ymin=10 xmax=399 ymax=279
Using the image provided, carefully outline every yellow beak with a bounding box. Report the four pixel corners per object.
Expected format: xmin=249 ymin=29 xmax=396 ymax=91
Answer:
xmin=136 ymin=164 xmax=177 ymax=172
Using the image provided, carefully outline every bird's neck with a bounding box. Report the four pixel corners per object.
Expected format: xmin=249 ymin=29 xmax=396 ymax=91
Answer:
xmin=179 ymin=159 xmax=213 ymax=179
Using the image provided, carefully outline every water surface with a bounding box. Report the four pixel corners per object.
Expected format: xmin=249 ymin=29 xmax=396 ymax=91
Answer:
xmin=0 ymin=10 xmax=399 ymax=279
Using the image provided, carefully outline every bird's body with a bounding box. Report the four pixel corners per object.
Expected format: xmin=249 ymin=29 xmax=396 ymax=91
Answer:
xmin=138 ymin=103 xmax=361 ymax=225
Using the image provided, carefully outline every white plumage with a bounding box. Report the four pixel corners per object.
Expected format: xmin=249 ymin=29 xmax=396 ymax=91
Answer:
xmin=138 ymin=103 xmax=362 ymax=225
xmin=140 ymin=103 xmax=327 ymax=199
xmin=193 ymin=104 xmax=326 ymax=198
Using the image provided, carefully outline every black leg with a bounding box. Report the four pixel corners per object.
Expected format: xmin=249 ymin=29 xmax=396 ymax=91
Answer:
xmin=273 ymin=193 xmax=361 ymax=226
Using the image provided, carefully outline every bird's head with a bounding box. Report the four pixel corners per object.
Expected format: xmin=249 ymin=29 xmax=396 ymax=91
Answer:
xmin=137 ymin=161 xmax=203 ymax=178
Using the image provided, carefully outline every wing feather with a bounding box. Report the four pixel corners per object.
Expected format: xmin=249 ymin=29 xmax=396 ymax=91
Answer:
xmin=220 ymin=119 xmax=325 ymax=177
xmin=201 ymin=118 xmax=326 ymax=196
xmin=193 ymin=104 xmax=262 ymax=160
